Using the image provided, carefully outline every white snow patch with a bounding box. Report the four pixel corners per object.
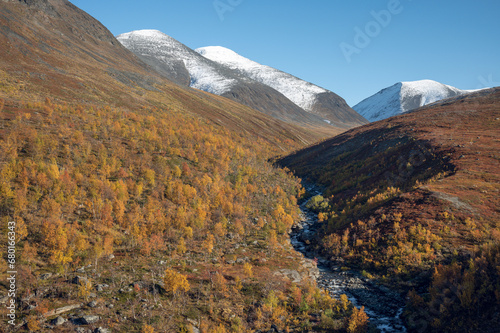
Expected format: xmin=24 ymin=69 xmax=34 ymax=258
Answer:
xmin=353 ymin=79 xmax=481 ymax=122
xmin=117 ymin=30 xmax=237 ymax=95
xmin=196 ymin=46 xmax=327 ymax=111
xmin=400 ymin=79 xmax=463 ymax=106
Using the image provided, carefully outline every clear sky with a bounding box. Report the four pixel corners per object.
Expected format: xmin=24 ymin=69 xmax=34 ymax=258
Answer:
xmin=70 ymin=0 xmax=500 ymax=106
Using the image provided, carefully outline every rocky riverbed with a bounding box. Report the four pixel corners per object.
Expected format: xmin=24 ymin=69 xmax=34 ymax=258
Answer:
xmin=290 ymin=190 xmax=407 ymax=332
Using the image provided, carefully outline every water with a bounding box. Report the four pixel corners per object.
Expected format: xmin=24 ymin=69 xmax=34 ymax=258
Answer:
xmin=290 ymin=186 xmax=407 ymax=332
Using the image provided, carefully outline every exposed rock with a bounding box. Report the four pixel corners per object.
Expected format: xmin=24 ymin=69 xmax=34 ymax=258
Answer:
xmin=150 ymin=283 xmax=166 ymax=295
xmin=131 ymin=281 xmax=147 ymax=290
xmin=39 ymin=273 xmax=53 ymax=280
xmin=43 ymin=303 xmax=83 ymax=317
xmin=71 ymin=276 xmax=89 ymax=285
xmin=94 ymin=327 xmax=110 ymax=333
xmin=76 ymin=328 xmax=91 ymax=333
xmin=274 ymin=269 xmax=301 ymax=283
xmin=80 ymin=315 xmax=100 ymax=325
xmin=96 ymin=284 xmax=109 ymax=292
xmin=50 ymin=316 xmax=66 ymax=326
xmin=88 ymin=301 xmax=98 ymax=308
xmin=187 ymin=319 xmax=200 ymax=333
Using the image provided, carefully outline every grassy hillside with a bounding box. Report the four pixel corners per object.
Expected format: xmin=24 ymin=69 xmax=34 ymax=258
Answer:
xmin=0 ymin=96 xmax=371 ymax=333
xmin=0 ymin=0 xmax=340 ymax=145
xmin=0 ymin=1 xmax=370 ymax=332
xmin=278 ymin=88 xmax=500 ymax=332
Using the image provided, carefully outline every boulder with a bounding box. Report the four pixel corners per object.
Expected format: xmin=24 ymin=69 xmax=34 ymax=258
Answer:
xmin=50 ymin=316 xmax=66 ymax=326
xmin=71 ymin=276 xmax=89 ymax=285
xmin=80 ymin=315 xmax=100 ymax=325
xmin=94 ymin=328 xmax=110 ymax=333
xmin=96 ymin=284 xmax=109 ymax=292
xmin=76 ymin=328 xmax=91 ymax=333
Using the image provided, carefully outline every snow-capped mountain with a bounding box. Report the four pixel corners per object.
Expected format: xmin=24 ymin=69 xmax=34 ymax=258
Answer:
xmin=353 ymin=80 xmax=478 ymax=122
xmin=118 ymin=30 xmax=344 ymax=129
xmin=197 ymin=46 xmax=327 ymax=111
xmin=196 ymin=46 xmax=367 ymax=128
xmin=117 ymin=30 xmax=234 ymax=93
xmin=117 ymin=30 xmax=366 ymax=129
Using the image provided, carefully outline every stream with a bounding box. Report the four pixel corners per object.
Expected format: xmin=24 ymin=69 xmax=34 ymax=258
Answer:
xmin=290 ymin=186 xmax=407 ymax=332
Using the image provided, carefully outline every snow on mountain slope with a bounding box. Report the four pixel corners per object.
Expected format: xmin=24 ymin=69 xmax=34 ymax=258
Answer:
xmin=353 ymin=80 xmax=478 ymax=122
xmin=117 ymin=30 xmax=344 ymax=130
xmin=196 ymin=46 xmax=327 ymax=112
xmin=117 ymin=30 xmax=236 ymax=94
xmin=118 ymin=31 xmax=366 ymax=129
xmin=196 ymin=46 xmax=367 ymax=127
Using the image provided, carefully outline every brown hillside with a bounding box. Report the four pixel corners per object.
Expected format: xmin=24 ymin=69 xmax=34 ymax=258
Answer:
xmin=278 ymin=87 xmax=500 ymax=332
xmin=0 ymin=1 xmax=368 ymax=332
xmin=0 ymin=0 xmax=340 ymax=146
xmin=279 ymin=88 xmax=500 ymax=232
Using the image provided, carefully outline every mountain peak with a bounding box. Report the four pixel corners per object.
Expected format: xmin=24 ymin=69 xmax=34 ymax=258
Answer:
xmin=117 ymin=29 xmax=175 ymax=42
xmin=118 ymin=30 xmax=367 ymax=129
xmin=354 ymin=80 xmax=477 ymax=122
xmin=197 ymin=46 xmax=237 ymax=56
xmin=196 ymin=46 xmax=366 ymax=127
xmin=196 ymin=46 xmax=255 ymax=67
xmin=196 ymin=45 xmax=328 ymax=110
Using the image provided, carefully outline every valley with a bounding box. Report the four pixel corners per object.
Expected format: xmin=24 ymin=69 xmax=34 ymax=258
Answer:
xmin=0 ymin=1 xmax=498 ymax=333
xmin=279 ymin=88 xmax=500 ymax=332
xmin=292 ymin=186 xmax=406 ymax=332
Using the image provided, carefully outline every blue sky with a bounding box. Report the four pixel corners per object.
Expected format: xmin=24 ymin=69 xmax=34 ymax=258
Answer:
xmin=70 ymin=0 xmax=500 ymax=106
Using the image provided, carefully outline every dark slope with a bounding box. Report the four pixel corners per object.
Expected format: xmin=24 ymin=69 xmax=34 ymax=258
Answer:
xmin=312 ymin=91 xmax=369 ymax=128
xmin=278 ymin=87 xmax=500 ymax=332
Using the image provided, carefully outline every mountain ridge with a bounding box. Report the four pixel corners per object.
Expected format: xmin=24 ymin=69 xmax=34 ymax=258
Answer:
xmin=278 ymin=87 xmax=500 ymax=332
xmin=117 ymin=30 xmax=367 ymax=130
xmin=197 ymin=45 xmax=368 ymax=128
xmin=353 ymin=79 xmax=480 ymax=122
xmin=117 ymin=30 xmax=345 ymax=132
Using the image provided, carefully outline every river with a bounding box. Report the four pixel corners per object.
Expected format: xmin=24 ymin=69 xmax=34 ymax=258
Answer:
xmin=290 ymin=186 xmax=407 ymax=332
